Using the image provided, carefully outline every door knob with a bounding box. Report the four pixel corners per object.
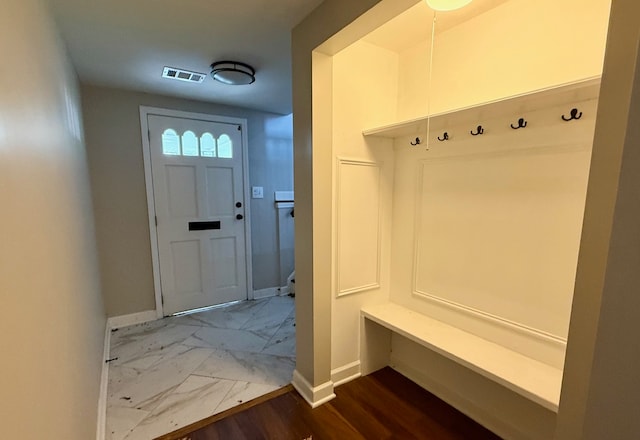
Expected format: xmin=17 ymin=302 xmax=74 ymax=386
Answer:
xmin=236 ymin=214 xmax=244 ymax=220
xmin=236 ymin=202 xmax=242 ymax=208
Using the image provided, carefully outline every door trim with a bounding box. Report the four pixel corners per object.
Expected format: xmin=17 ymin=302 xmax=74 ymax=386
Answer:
xmin=139 ymin=106 xmax=254 ymax=318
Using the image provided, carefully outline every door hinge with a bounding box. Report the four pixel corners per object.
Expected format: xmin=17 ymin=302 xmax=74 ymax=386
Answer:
xmin=155 ymin=216 xmax=158 ymax=226
xmin=237 ymin=125 xmax=241 ymax=131
xmin=148 ymin=129 xmax=151 ymax=141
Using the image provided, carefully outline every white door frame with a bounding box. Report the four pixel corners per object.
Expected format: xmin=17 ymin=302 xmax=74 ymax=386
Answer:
xmin=139 ymin=106 xmax=254 ymax=318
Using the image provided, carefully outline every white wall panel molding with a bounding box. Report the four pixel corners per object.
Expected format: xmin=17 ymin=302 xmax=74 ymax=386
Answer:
xmin=387 ymin=82 xmax=601 ymax=367
xmin=335 ymin=158 xmax=383 ymax=297
xmin=411 ymin=148 xmax=586 ymax=339
xmin=410 ymin=155 xmax=571 ymax=350
xmin=408 ymin=140 xmax=589 ymax=359
xmin=411 ymin=288 xmax=567 ymax=347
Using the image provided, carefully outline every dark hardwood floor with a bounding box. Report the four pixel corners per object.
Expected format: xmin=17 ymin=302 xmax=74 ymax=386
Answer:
xmin=156 ymin=367 xmax=502 ymax=440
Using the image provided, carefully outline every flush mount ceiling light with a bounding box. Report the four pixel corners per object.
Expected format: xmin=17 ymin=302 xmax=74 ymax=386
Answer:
xmin=425 ymin=0 xmax=472 ymax=11
xmin=210 ymin=61 xmax=256 ymax=85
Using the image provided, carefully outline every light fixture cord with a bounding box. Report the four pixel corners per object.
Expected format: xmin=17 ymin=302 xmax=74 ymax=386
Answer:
xmin=426 ymin=12 xmax=437 ymax=151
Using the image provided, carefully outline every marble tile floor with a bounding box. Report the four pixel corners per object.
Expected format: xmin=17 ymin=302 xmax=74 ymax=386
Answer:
xmin=106 ymin=295 xmax=296 ymax=440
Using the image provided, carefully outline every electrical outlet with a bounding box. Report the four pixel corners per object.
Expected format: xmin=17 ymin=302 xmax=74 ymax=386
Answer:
xmin=252 ymin=186 xmax=264 ymax=199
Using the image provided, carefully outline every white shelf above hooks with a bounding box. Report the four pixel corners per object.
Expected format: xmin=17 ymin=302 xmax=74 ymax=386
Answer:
xmin=362 ymin=77 xmax=601 ymax=140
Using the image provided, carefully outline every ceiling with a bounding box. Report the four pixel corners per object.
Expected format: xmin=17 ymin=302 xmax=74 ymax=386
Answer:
xmin=362 ymin=0 xmax=509 ymax=52
xmin=46 ymin=0 xmax=508 ymax=115
xmin=45 ymin=0 xmax=324 ymax=115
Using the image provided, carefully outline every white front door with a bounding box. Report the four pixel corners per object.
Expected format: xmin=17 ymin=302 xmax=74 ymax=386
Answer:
xmin=148 ymin=114 xmax=248 ymax=315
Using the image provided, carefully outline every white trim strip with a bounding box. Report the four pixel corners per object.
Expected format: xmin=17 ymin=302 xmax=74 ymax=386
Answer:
xmin=274 ymin=191 xmax=294 ymax=202
xmin=291 ymin=370 xmax=335 ymax=408
xmin=107 ymin=310 xmax=157 ymax=330
xmin=95 ymin=321 xmax=111 ymax=440
xmin=253 ymin=287 xmax=280 ymax=299
xmin=331 ymin=361 xmax=362 ymax=387
xmin=335 ymin=158 xmax=383 ymax=298
xmin=412 ymin=289 xmax=567 ymax=346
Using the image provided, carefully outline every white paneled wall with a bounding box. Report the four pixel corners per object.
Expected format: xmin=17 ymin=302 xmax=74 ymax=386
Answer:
xmin=336 ymin=159 xmax=382 ymax=296
xmin=391 ymin=92 xmax=598 ymax=368
xmin=324 ymin=0 xmax=610 ymax=372
xmin=329 ymin=41 xmax=397 ymax=373
xmin=414 ymin=145 xmax=590 ymax=335
xmin=319 ymin=0 xmax=610 ymax=437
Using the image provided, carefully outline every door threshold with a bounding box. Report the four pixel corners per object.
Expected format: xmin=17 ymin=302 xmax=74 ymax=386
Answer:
xmin=171 ymin=300 xmax=244 ymax=317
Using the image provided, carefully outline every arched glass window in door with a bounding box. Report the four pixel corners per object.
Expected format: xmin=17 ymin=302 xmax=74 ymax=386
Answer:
xmin=182 ymin=130 xmax=199 ymax=156
xmin=200 ymin=133 xmax=216 ymax=157
xmin=218 ymin=134 xmax=233 ymax=159
xmin=161 ymin=129 xmax=180 ymax=156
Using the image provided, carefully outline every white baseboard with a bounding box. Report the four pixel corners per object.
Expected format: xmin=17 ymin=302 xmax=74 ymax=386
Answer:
xmin=253 ymin=287 xmax=280 ymax=299
xmin=253 ymin=286 xmax=292 ymax=299
xmin=287 ymin=271 xmax=295 ymax=294
xmin=107 ymin=310 xmax=157 ymax=330
xmin=331 ymin=361 xmax=361 ymax=387
xmin=96 ymin=320 xmax=111 ymax=440
xmin=291 ymin=370 xmax=335 ymax=408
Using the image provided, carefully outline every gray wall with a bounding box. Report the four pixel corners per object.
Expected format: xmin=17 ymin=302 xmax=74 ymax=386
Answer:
xmin=1 ymin=0 xmax=106 ymax=437
xmin=81 ymin=84 xmax=293 ymax=317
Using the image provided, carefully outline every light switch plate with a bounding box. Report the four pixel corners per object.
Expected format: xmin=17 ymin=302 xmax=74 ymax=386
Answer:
xmin=252 ymin=186 xmax=264 ymax=199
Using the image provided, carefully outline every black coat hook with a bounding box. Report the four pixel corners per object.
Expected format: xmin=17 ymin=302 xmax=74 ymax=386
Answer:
xmin=437 ymin=132 xmax=449 ymax=142
xmin=562 ymin=108 xmax=583 ymax=121
xmin=410 ymin=137 xmax=421 ymax=146
xmin=470 ymin=125 xmax=484 ymax=136
xmin=510 ymin=118 xmax=527 ymax=129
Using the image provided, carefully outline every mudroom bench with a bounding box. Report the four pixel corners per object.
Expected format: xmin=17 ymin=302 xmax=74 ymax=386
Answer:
xmin=360 ymin=303 xmax=563 ymax=412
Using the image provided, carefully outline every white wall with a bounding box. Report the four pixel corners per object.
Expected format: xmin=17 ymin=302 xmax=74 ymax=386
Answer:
xmin=330 ymin=41 xmax=398 ymax=374
xmin=296 ymin=0 xmax=640 ymax=439
xmin=292 ymin=0 xmax=417 ymax=399
xmin=383 ymin=0 xmax=610 ymax=375
xmin=317 ymin=0 xmax=610 ymax=437
xmin=389 ymin=91 xmax=599 ymax=368
xmin=0 ymin=0 xmax=106 ymax=438
xmin=326 ymin=0 xmax=610 ymax=374
xmin=396 ymin=0 xmax=611 ymax=122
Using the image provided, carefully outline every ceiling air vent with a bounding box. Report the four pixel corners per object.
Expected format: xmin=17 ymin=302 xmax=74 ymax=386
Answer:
xmin=162 ymin=67 xmax=206 ymax=83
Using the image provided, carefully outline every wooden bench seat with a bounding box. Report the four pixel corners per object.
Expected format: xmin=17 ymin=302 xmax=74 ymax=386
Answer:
xmin=361 ymin=303 xmax=563 ymax=412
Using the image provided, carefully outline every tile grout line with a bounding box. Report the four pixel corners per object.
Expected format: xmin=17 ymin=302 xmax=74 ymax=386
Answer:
xmin=106 ymin=297 xmax=295 ymax=440
xmin=111 ymin=329 xmax=212 ymax=439
xmin=260 ymin=306 xmax=296 ymax=354
xmin=210 ymin=378 xmax=239 ymax=415
xmin=235 ymin=297 xmax=273 ymax=329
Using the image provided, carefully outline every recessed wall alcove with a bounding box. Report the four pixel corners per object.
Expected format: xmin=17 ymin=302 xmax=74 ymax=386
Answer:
xmin=308 ymin=0 xmax=612 ymax=439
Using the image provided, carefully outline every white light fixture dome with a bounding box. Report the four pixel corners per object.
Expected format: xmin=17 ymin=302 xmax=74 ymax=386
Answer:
xmin=210 ymin=61 xmax=256 ymax=85
xmin=425 ymin=0 xmax=472 ymax=11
